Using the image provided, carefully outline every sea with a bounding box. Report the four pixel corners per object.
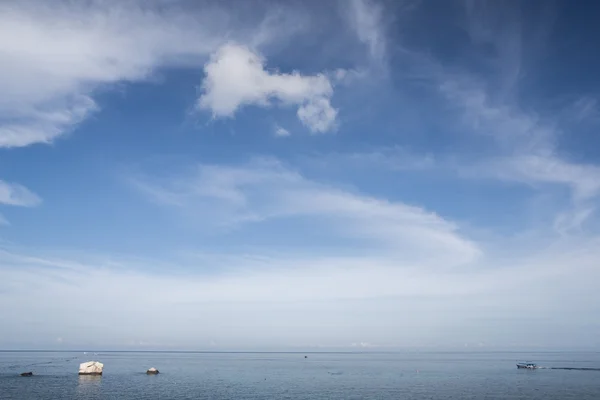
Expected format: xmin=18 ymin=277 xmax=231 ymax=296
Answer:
xmin=1 ymin=351 xmax=599 ymax=399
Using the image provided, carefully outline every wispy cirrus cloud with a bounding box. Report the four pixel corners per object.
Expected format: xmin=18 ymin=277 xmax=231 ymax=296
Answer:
xmin=0 ymin=180 xmax=41 ymax=226
xmin=0 ymin=180 xmax=42 ymax=207
xmin=0 ymin=95 xmax=97 ymax=148
xmin=346 ymin=0 xmax=387 ymax=65
xmin=438 ymin=78 xmax=600 ymax=208
xmin=439 ymin=78 xmax=600 ymax=234
xmin=474 ymin=154 xmax=600 ymax=233
xmin=463 ymin=0 xmax=526 ymax=96
xmin=439 ymin=80 xmax=556 ymax=156
xmin=476 ymin=155 xmax=600 ymax=202
xmin=404 ymin=2 xmax=600 ymax=233
xmin=132 ymin=157 xmax=480 ymax=266
xmin=328 ymin=0 xmax=599 ymax=238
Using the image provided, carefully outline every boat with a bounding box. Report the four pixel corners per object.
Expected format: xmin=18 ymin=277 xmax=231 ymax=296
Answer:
xmin=516 ymin=362 xmax=538 ymax=369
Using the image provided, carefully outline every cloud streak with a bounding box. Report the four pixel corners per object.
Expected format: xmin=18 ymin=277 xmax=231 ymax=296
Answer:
xmin=0 ymin=180 xmax=42 ymax=207
xmin=347 ymin=0 xmax=387 ymax=64
xmin=132 ymin=158 xmax=480 ymax=265
xmin=479 ymin=155 xmax=600 ymax=202
xmin=404 ymin=2 xmax=600 ymax=234
xmin=438 ymin=71 xmax=600 ymax=234
xmin=274 ymin=125 xmax=291 ymax=137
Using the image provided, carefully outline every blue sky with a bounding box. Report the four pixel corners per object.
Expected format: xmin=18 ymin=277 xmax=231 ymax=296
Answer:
xmin=1 ymin=0 xmax=600 ymax=350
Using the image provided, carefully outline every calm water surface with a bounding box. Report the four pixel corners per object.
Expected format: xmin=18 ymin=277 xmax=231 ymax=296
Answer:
xmin=1 ymin=351 xmax=599 ymax=399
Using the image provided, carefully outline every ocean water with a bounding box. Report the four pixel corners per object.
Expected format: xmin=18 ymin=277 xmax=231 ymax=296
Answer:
xmin=1 ymin=351 xmax=599 ymax=399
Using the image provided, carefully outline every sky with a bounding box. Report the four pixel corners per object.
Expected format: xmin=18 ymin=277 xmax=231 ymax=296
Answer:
xmin=1 ymin=0 xmax=600 ymax=351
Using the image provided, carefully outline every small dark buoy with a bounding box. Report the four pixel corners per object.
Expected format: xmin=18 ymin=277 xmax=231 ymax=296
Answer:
xmin=146 ymin=367 xmax=159 ymax=375
xmin=20 ymin=372 xmax=33 ymax=377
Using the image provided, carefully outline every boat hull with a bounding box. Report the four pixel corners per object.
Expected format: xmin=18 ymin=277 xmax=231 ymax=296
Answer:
xmin=516 ymin=363 xmax=537 ymax=369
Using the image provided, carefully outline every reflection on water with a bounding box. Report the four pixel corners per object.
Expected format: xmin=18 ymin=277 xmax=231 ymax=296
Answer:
xmin=76 ymin=374 xmax=102 ymax=396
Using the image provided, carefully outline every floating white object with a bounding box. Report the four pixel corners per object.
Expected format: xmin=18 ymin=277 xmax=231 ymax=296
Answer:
xmin=146 ymin=367 xmax=159 ymax=374
xmin=79 ymin=361 xmax=103 ymax=375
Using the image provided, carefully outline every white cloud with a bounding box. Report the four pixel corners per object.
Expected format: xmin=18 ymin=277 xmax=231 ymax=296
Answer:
xmin=553 ymin=206 xmax=595 ymax=235
xmin=132 ymin=158 xmax=480 ymax=266
xmin=2 ymin=0 xmax=600 ymax=350
xmin=1 ymin=233 xmax=599 ymax=349
xmin=441 ymin=79 xmax=600 ymax=232
xmin=0 ymin=180 xmax=42 ymax=207
xmin=440 ymin=80 xmax=556 ymax=156
xmin=297 ymin=97 xmax=338 ymax=133
xmin=274 ymin=125 xmax=291 ymax=137
xmin=198 ymin=44 xmax=338 ymax=133
xmin=0 ymin=96 xmax=97 ymax=148
xmin=0 ymin=0 xmax=298 ymax=148
xmin=474 ymin=154 xmax=600 ymax=234
xmin=385 ymin=4 xmax=600 ymax=236
xmin=347 ymin=0 xmax=386 ymax=64
xmin=481 ymin=155 xmax=600 ymax=202
xmin=440 ymin=77 xmax=600 ymax=226
xmin=0 ymin=0 xmax=306 ymax=226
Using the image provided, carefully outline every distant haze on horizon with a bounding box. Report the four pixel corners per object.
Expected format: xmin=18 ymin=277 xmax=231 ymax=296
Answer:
xmin=1 ymin=0 xmax=599 ymax=350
